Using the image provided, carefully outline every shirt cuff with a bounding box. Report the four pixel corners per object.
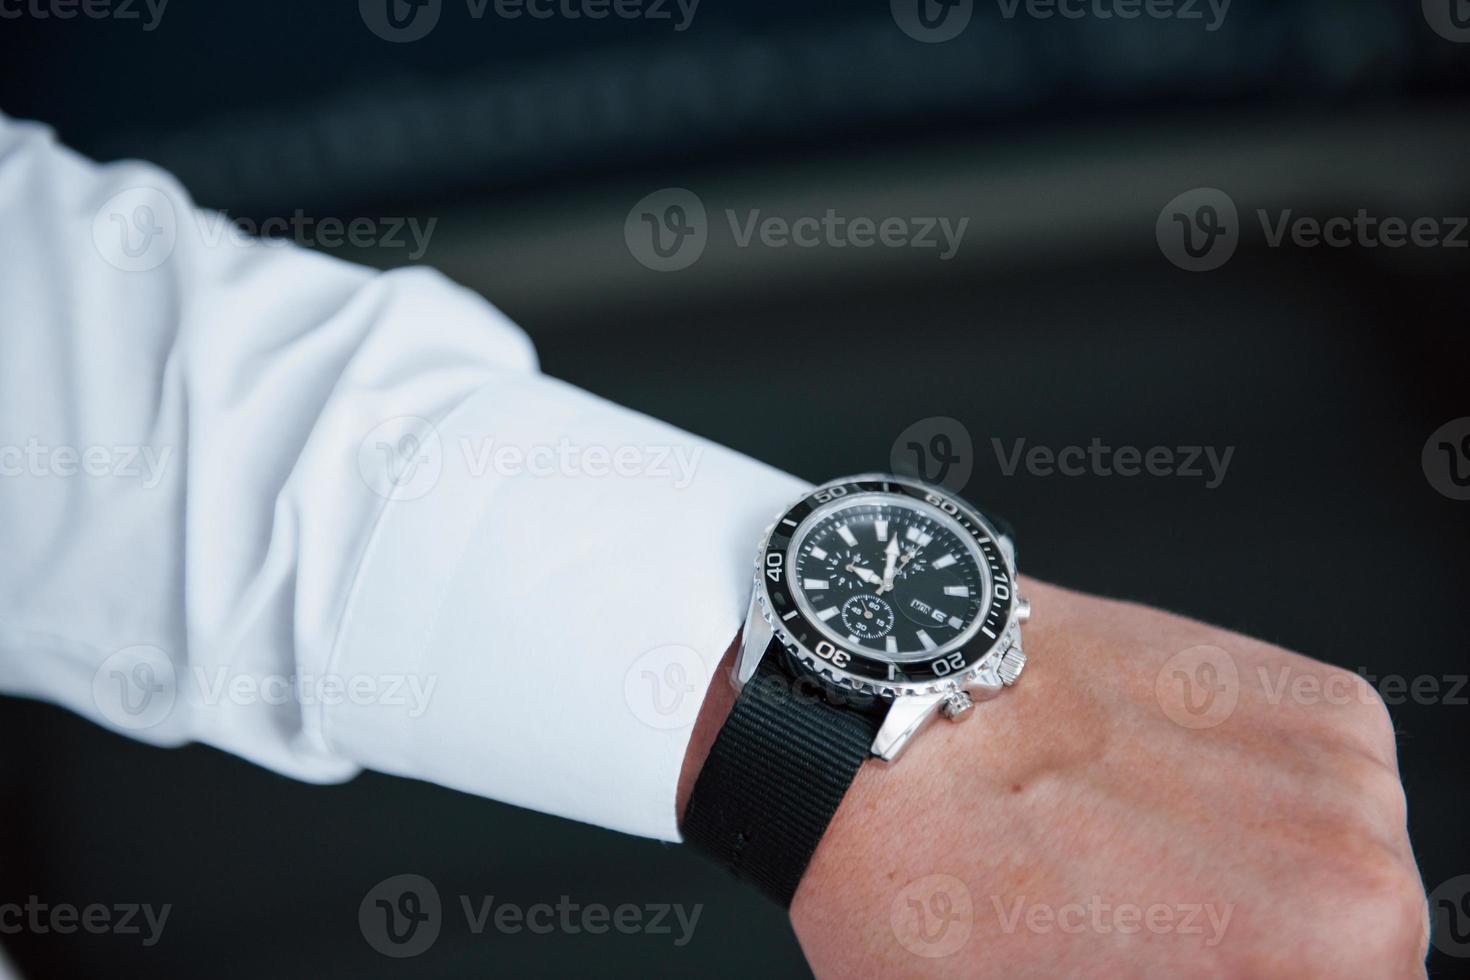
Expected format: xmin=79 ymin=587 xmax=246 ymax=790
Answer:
xmin=316 ymin=374 xmax=806 ymax=841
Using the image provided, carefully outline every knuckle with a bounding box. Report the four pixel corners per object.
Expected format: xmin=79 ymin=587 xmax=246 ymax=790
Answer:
xmin=1308 ymin=749 xmax=1410 ymax=831
xmin=1355 ymin=872 xmax=1430 ymax=973
xmin=1314 ymin=844 xmax=1427 ymax=972
xmin=1320 ymin=667 xmax=1399 ymax=761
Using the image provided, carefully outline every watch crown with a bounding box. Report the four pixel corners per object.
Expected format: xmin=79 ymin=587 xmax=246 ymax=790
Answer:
xmin=941 ymin=690 xmax=974 ymax=721
xmin=998 ymin=648 xmax=1026 ymax=686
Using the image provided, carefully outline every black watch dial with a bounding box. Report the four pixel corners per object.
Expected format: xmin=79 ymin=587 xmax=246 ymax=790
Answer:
xmin=790 ymin=498 xmax=988 ymax=659
xmin=760 ymin=477 xmax=1015 ymax=691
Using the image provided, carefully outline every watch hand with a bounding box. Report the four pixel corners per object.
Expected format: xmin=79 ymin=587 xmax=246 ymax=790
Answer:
xmin=879 ymin=534 xmax=899 ymax=593
xmin=845 ymin=563 xmax=881 ymax=586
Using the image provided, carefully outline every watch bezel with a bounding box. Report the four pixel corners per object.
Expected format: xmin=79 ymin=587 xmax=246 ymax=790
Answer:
xmin=755 ymin=473 xmax=1019 ymax=697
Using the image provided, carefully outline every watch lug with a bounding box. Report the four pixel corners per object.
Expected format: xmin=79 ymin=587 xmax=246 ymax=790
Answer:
xmin=734 ymin=583 xmax=774 ymax=691
xmin=966 ymin=665 xmax=1006 ymax=700
xmin=871 ymin=692 xmax=946 ymax=762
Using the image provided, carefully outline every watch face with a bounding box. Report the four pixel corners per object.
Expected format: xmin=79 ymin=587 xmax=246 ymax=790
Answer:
xmin=790 ymin=498 xmax=988 ymax=659
xmin=759 ymin=476 xmax=1016 ymax=693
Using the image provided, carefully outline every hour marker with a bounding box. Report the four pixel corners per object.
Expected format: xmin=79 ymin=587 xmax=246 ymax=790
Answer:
xmin=932 ymin=553 xmax=957 ymax=569
xmin=885 ymin=636 xmax=898 ymax=654
xmin=981 ymin=625 xmax=996 ymax=638
xmin=874 ymin=519 xmax=889 ymax=542
xmin=803 ymin=578 xmax=829 ymax=590
xmin=848 ymin=634 xmax=861 ymax=644
xmin=943 ymin=585 xmax=970 ymax=597
xmin=817 ymin=607 xmax=840 ymax=621
xmin=782 ymin=610 xmax=799 ymax=620
xmin=809 ymin=547 xmax=828 ymax=560
xmin=780 ymin=518 xmax=797 ymax=526
xmin=948 ymin=616 xmax=965 ymax=630
xmin=916 ymin=629 xmax=938 ymax=651
xmin=836 ymin=525 xmax=858 ymax=547
xmin=905 ymin=527 xmax=933 ymax=546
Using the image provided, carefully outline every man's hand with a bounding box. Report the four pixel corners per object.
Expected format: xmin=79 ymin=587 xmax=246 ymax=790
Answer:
xmin=686 ymin=578 xmax=1427 ymax=978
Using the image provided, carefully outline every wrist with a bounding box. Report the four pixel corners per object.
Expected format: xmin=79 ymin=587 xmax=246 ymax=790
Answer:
xmin=676 ymin=634 xmax=740 ymax=823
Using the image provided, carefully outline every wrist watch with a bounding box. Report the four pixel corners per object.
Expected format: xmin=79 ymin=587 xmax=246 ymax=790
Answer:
xmin=683 ymin=474 xmax=1030 ymax=906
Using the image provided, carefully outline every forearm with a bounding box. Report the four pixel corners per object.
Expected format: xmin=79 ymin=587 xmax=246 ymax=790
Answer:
xmin=0 ymin=109 xmax=804 ymax=840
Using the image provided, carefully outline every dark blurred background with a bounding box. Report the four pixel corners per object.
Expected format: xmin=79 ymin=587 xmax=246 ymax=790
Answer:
xmin=2 ymin=0 xmax=1469 ymax=976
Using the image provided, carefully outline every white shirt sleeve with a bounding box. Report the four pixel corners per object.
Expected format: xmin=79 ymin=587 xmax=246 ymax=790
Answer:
xmin=0 ymin=111 xmax=806 ymax=842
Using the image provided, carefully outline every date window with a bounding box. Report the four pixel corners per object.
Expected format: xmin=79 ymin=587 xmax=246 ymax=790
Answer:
xmin=909 ymin=598 xmax=934 ymax=617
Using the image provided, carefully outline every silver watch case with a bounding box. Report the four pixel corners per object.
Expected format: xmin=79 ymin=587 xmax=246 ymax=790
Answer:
xmin=734 ymin=473 xmax=1030 ymax=762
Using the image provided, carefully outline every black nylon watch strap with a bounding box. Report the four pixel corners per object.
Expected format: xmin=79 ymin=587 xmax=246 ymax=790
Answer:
xmin=682 ymin=643 xmax=882 ymax=907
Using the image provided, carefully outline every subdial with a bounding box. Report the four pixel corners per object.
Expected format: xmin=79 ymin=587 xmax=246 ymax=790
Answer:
xmin=824 ymin=548 xmax=874 ymax=591
xmin=895 ymin=543 xmax=929 ymax=580
xmin=841 ymin=594 xmax=896 ymax=639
